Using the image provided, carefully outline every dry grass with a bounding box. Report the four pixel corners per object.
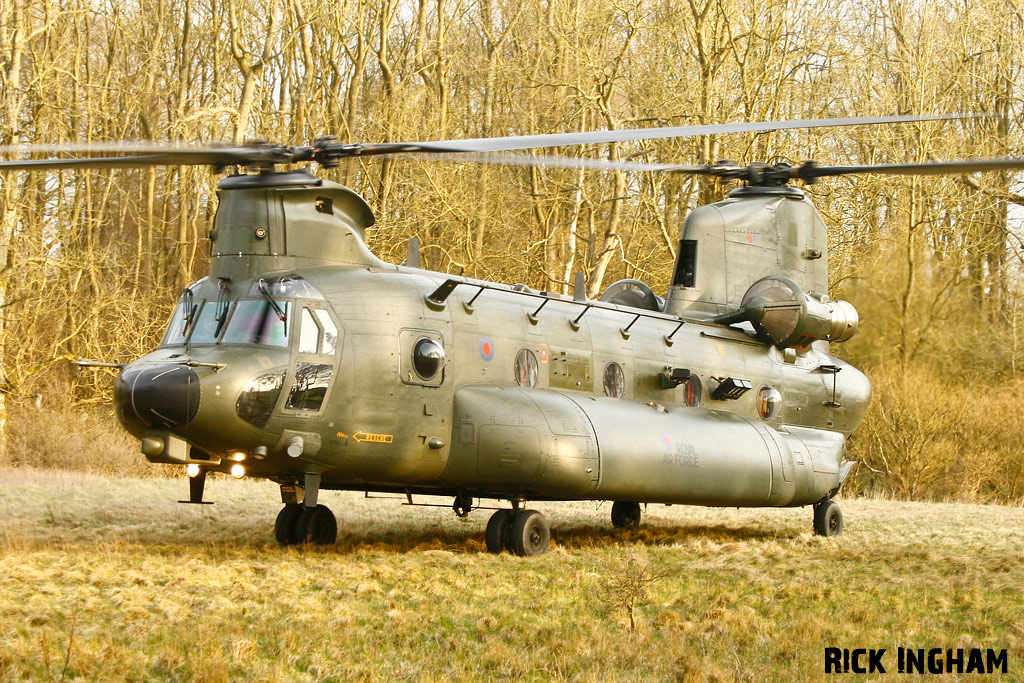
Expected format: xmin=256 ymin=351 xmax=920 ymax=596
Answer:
xmin=6 ymin=403 xmax=174 ymax=478
xmin=1 ymin=468 xmax=1022 ymax=681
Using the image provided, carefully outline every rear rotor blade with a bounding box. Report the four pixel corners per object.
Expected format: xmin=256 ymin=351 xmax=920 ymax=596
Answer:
xmin=797 ymin=158 xmax=1024 ymax=180
xmin=319 ymin=113 xmax=970 ymax=172
xmin=412 ymin=151 xmax=684 ymax=173
xmin=387 ymin=113 xmax=967 ymax=155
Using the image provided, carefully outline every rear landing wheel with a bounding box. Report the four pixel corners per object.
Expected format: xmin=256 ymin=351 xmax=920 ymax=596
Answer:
xmin=275 ymin=504 xmax=303 ymax=546
xmin=508 ymin=509 xmax=550 ymax=556
xmin=297 ymin=504 xmax=338 ymax=545
xmin=611 ymin=501 xmax=642 ymax=529
xmin=813 ymin=500 xmax=843 ymax=537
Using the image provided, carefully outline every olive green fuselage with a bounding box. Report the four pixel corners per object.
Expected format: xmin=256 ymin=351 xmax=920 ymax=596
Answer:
xmin=116 ymin=172 xmax=870 ymax=510
xmin=125 ymin=263 xmax=868 ymax=508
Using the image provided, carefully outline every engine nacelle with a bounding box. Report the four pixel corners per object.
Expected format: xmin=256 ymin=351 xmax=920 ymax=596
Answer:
xmin=720 ymin=276 xmax=858 ymax=348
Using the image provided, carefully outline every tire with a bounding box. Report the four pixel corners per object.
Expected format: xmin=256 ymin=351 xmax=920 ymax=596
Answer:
xmin=508 ymin=509 xmax=550 ymax=556
xmin=813 ymin=500 xmax=843 ymax=537
xmin=275 ymin=504 xmax=304 ymax=546
xmin=611 ymin=501 xmax=642 ymax=529
xmin=297 ymin=504 xmax=338 ymax=545
xmin=485 ymin=509 xmax=513 ymax=553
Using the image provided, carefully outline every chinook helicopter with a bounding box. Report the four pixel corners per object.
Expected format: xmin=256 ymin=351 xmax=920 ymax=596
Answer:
xmin=4 ymin=114 xmax=1022 ymax=556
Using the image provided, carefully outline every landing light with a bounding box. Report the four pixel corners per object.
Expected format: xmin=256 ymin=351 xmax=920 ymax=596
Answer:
xmin=230 ymin=464 xmax=246 ymax=479
xmin=185 ymin=463 xmax=201 ymax=478
xmin=228 ymin=451 xmax=247 ymax=462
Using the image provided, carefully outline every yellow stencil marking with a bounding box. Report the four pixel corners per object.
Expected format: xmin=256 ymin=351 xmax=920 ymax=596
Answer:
xmin=336 ymin=431 xmax=348 ymax=438
xmin=353 ymin=432 xmax=394 ymax=444
xmin=715 ymin=343 xmax=726 ymax=357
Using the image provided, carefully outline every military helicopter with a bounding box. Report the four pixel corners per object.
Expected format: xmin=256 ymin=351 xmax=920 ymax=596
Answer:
xmin=3 ymin=114 xmax=1022 ymax=555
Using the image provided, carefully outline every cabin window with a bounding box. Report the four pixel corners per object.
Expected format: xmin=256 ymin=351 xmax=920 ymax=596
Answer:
xmin=515 ymin=349 xmax=539 ymax=387
xmin=286 ymin=362 xmax=333 ymax=411
xmin=686 ymin=375 xmax=703 ymax=408
xmin=400 ymin=329 xmax=445 ymax=386
xmin=603 ymin=362 xmax=625 ymax=398
xmin=413 ymin=338 xmax=445 ymax=380
xmin=222 ymin=300 xmax=291 ymax=346
xmin=758 ymin=386 xmax=782 ymax=419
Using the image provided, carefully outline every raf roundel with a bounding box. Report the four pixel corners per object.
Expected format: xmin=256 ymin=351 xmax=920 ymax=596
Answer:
xmin=479 ymin=336 xmax=494 ymax=362
xmin=661 ymin=433 xmax=673 ymax=451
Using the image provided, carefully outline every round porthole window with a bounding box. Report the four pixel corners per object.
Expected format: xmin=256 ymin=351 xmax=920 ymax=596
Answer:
xmin=515 ymin=348 xmax=539 ymax=387
xmin=413 ymin=338 xmax=445 ymax=380
xmin=685 ymin=375 xmax=703 ymax=408
xmin=758 ymin=386 xmax=782 ymax=419
xmin=603 ymin=362 xmax=625 ymax=398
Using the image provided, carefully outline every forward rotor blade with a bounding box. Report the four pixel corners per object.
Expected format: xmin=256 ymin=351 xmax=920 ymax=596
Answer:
xmin=0 ymin=142 xmax=222 ymax=154
xmin=0 ymin=144 xmax=296 ymax=171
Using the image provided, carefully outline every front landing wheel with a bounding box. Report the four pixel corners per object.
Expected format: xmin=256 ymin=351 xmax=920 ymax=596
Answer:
xmin=275 ymin=504 xmax=303 ymax=546
xmin=813 ymin=500 xmax=843 ymax=537
xmin=297 ymin=504 xmax=338 ymax=545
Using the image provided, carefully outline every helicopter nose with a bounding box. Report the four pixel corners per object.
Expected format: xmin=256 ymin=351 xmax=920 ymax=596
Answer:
xmin=115 ymin=363 xmax=201 ymax=429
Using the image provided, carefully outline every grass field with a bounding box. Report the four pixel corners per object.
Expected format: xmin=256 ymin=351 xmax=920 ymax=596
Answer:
xmin=1 ymin=468 xmax=1021 ymax=681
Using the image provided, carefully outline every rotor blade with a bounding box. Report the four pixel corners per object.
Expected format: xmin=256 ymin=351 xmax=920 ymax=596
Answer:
xmin=413 ymin=151 xmax=684 ymax=173
xmin=0 ymin=154 xmax=222 ymax=171
xmin=0 ymin=112 xmax=970 ymax=171
xmin=0 ymin=113 xmax=980 ymax=173
xmin=0 ymin=142 xmax=222 ymax=154
xmin=798 ymin=157 xmax=1024 ymax=179
xmin=386 ymin=113 xmax=969 ymax=155
xmin=0 ymin=144 xmax=297 ymax=171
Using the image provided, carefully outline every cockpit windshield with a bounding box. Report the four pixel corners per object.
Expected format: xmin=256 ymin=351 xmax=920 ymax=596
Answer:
xmin=161 ymin=299 xmax=292 ymax=347
xmin=222 ymin=300 xmax=292 ymax=346
xmin=191 ymin=301 xmax=233 ymax=344
xmin=160 ymin=275 xmax=319 ymax=348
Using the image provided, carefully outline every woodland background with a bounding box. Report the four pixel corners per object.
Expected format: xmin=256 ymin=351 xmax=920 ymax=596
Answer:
xmin=0 ymin=0 xmax=1022 ymax=502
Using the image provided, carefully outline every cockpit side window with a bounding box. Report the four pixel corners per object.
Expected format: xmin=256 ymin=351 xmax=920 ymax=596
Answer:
xmin=297 ymin=306 xmax=339 ymax=355
xmin=316 ymin=310 xmax=337 ymax=354
xmin=222 ymin=300 xmax=292 ymax=346
xmin=299 ymin=308 xmax=320 ymax=354
xmin=162 ymin=304 xmax=189 ymax=346
xmin=285 ymin=362 xmax=333 ymax=411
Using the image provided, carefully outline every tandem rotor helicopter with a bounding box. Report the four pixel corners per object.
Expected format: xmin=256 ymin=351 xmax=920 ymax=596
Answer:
xmin=3 ymin=114 xmax=1022 ymax=555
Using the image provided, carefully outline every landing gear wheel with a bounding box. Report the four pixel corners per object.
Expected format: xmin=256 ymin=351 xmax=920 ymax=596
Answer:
xmin=611 ymin=501 xmax=642 ymax=529
xmin=485 ymin=509 xmax=513 ymax=554
xmin=275 ymin=504 xmax=303 ymax=546
xmin=508 ymin=509 xmax=550 ymax=556
xmin=297 ymin=504 xmax=338 ymax=545
xmin=813 ymin=500 xmax=843 ymax=537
